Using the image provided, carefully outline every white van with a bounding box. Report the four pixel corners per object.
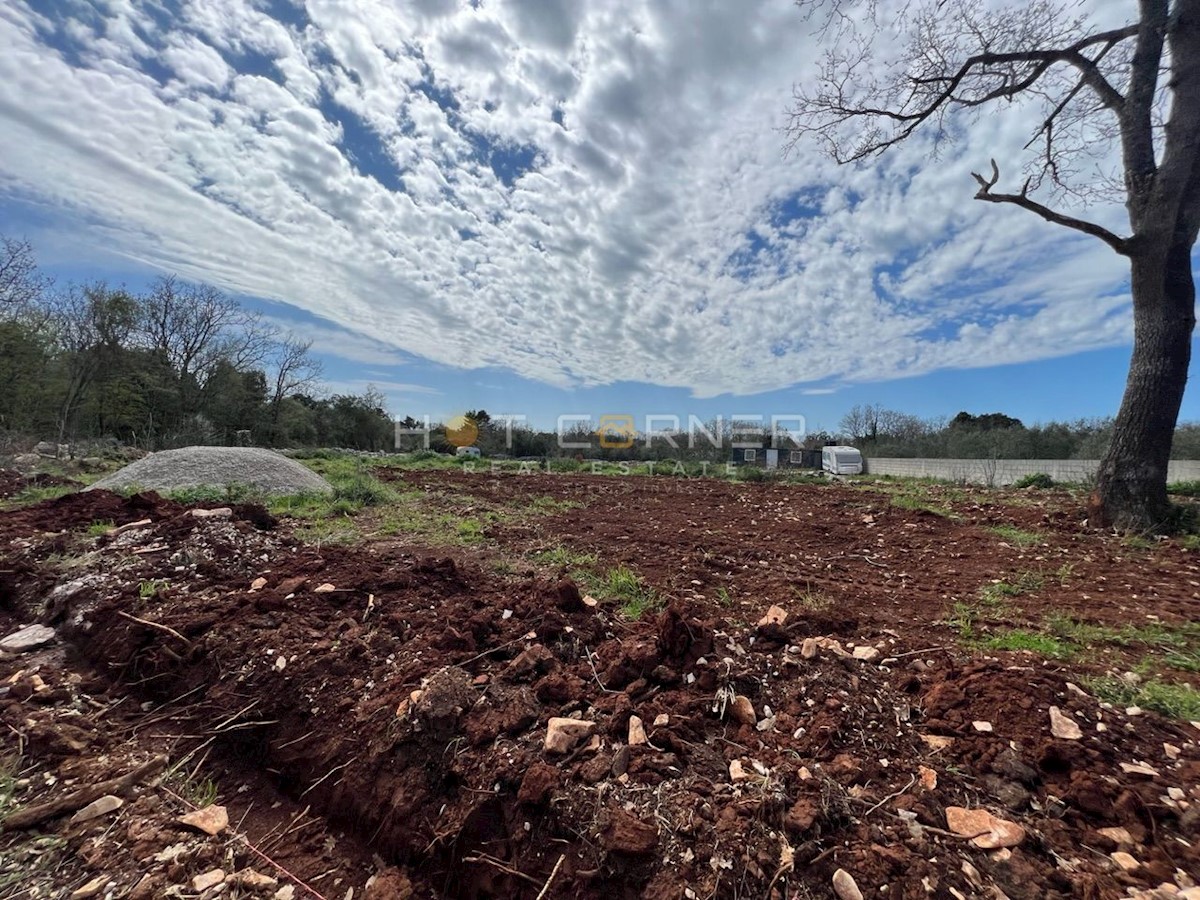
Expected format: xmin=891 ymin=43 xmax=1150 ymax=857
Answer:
xmin=821 ymin=445 xmax=863 ymax=475
xmin=455 ymin=446 xmax=481 ymax=458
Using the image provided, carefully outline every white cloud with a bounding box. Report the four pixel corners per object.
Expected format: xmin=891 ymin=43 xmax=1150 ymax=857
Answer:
xmin=0 ymin=0 xmax=1142 ymax=397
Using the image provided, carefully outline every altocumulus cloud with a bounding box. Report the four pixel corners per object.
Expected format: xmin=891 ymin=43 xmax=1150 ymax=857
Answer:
xmin=0 ymin=0 xmax=1135 ymax=397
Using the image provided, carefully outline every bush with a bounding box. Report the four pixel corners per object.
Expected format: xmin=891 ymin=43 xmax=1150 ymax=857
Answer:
xmin=1167 ymin=480 xmax=1200 ymax=497
xmin=738 ymin=466 xmax=768 ymax=482
xmin=1014 ymin=473 xmax=1055 ymax=489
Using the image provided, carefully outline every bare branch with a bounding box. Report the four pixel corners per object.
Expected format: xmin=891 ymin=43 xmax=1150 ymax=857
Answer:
xmin=972 ymin=159 xmax=1132 ymax=254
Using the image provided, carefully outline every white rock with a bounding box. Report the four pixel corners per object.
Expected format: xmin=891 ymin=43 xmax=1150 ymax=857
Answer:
xmin=653 ymin=714 xmax=669 ymax=728
xmin=832 ymin=868 xmax=864 ymax=900
xmin=628 ymin=715 xmax=648 ymax=746
xmin=972 ymin=721 xmax=994 ymax=733
xmin=1049 ymin=706 xmax=1083 ymax=740
xmin=70 ymin=794 xmax=124 ymax=823
xmin=178 ymin=804 xmax=229 ymax=836
xmin=1110 ymin=851 xmax=1140 ymax=872
xmin=0 ymin=624 xmax=56 ymax=653
xmin=757 ymin=605 xmax=788 ymax=627
xmin=192 ymin=869 xmax=226 ymax=891
xmin=543 ymin=717 xmax=596 ymax=754
xmin=852 ymin=645 xmax=880 ymax=662
xmin=69 ymin=877 xmax=107 ymax=899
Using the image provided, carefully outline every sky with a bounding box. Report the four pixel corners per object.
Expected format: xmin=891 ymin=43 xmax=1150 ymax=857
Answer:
xmin=0 ymin=0 xmax=1194 ymax=436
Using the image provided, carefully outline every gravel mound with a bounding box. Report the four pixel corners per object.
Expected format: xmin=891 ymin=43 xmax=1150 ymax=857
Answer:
xmin=87 ymin=446 xmax=333 ymax=496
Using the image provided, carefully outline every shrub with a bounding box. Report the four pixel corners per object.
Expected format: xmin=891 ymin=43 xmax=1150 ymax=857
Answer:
xmin=1014 ymin=472 xmax=1055 ymax=489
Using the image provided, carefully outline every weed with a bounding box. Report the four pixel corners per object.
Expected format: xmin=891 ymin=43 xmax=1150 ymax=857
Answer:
xmin=577 ymin=566 xmax=661 ymax=619
xmin=164 ymin=758 xmax=219 ymax=807
xmin=531 ymin=546 xmax=598 ymax=569
xmin=983 ymin=630 xmax=1074 ymax=658
xmin=1086 ymin=676 xmax=1200 ymax=719
xmin=1013 ymin=473 xmax=1055 ymax=489
xmin=138 ymin=579 xmax=169 ymax=599
xmin=86 ymin=520 xmax=115 ymax=537
xmin=1181 ymin=534 xmax=1200 ymax=552
xmin=1167 ymin=480 xmax=1200 ymax=498
xmin=989 ymin=525 xmax=1042 ymax=548
xmin=0 ymin=484 xmax=76 ymax=510
xmin=529 ymin=495 xmax=583 ymax=512
xmin=792 ymin=584 xmax=832 ymax=611
xmin=1123 ymin=534 xmax=1156 ymax=550
xmin=978 ymin=571 xmax=1043 ymax=606
xmin=716 ymin=586 xmax=734 ymax=607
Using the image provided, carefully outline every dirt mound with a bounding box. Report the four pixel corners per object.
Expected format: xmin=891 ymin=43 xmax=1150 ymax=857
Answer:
xmin=86 ymin=446 xmax=333 ymax=496
xmin=3 ymin=473 xmax=1200 ymax=899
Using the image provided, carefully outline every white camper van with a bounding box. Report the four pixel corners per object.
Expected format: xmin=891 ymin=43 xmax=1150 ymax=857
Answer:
xmin=455 ymin=446 xmax=481 ymax=459
xmin=821 ymin=445 xmax=863 ymax=475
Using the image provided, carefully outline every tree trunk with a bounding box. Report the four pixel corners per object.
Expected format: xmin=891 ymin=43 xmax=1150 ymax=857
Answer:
xmin=1093 ymin=244 xmax=1197 ymax=530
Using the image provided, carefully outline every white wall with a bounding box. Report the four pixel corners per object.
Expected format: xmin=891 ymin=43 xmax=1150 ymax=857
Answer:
xmin=863 ymin=457 xmax=1200 ymax=486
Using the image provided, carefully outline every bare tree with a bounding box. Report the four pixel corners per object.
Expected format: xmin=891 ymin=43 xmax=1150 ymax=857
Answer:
xmin=786 ymin=1 xmax=1200 ymax=530
xmin=268 ymin=335 xmax=323 ymax=427
xmin=139 ymin=276 xmax=272 ymax=390
xmin=0 ymin=236 xmax=51 ymax=310
xmin=840 ymin=403 xmax=883 ymax=443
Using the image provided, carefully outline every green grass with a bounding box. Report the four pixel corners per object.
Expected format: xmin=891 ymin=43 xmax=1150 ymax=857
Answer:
xmin=138 ymin=579 xmax=169 ymax=599
xmin=989 ymin=525 xmax=1043 ymax=548
xmin=1085 ymin=676 xmax=1200 ymax=720
xmin=1122 ymin=533 xmax=1157 ymax=550
xmin=1013 ymin=473 xmax=1055 ymax=489
xmin=528 ymin=495 xmax=584 ymax=512
xmin=950 ymin=572 xmax=1046 ymax=640
xmin=1167 ymin=480 xmax=1200 ymax=498
xmin=0 ymin=484 xmax=76 ymax=510
xmin=889 ymin=493 xmax=953 ymax=517
xmin=576 ymin=565 xmax=661 ymax=619
xmin=983 ymin=630 xmax=1074 ymax=658
xmin=530 ymin=546 xmax=599 ymax=568
xmin=1180 ymin=534 xmax=1200 ymax=552
xmin=715 ymin=586 xmax=734 ymax=607
xmin=979 ymin=571 xmax=1044 ymax=605
xmin=86 ymin=519 xmax=115 ymax=537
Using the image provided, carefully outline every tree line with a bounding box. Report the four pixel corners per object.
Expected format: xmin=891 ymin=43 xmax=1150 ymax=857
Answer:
xmin=838 ymin=404 xmax=1200 ymax=461
xmin=0 ymin=236 xmax=394 ymax=451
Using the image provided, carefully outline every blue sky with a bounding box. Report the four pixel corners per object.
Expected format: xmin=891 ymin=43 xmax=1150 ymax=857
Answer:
xmin=0 ymin=0 xmax=1195 ymax=436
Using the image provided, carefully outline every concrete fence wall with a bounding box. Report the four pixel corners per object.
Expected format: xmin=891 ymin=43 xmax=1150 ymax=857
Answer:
xmin=863 ymin=457 xmax=1200 ymax=486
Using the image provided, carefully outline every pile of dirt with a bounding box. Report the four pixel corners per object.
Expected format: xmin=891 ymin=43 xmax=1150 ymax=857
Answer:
xmin=2 ymin=480 xmax=1199 ymax=900
xmin=86 ymin=447 xmax=333 ymax=496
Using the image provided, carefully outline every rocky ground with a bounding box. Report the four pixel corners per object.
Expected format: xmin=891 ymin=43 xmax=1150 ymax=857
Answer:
xmin=1 ymin=467 xmax=1198 ymax=899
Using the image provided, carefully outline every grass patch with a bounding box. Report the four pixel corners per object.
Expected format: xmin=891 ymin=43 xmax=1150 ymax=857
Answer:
xmin=86 ymin=519 xmax=115 ymax=537
xmin=1122 ymin=533 xmax=1157 ymax=550
xmin=138 ymin=579 xmax=169 ymax=600
xmin=530 ymin=546 xmax=599 ymax=568
xmin=528 ymin=495 xmax=583 ymax=513
xmin=983 ymin=630 xmax=1075 ymax=658
xmin=576 ymin=565 xmax=661 ymax=619
xmin=1085 ymin=676 xmax=1200 ymax=720
xmin=0 ymin=484 xmax=77 ymax=510
xmin=792 ymin=584 xmax=832 ymax=611
xmin=1013 ymin=472 xmax=1055 ymax=489
xmin=1167 ymin=480 xmax=1200 ymax=498
xmin=989 ymin=524 xmax=1043 ymax=548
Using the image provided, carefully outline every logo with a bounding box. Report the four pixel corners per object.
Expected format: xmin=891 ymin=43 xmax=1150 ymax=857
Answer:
xmin=445 ymin=415 xmax=480 ymax=448
xmin=597 ymin=414 xmax=636 ymax=449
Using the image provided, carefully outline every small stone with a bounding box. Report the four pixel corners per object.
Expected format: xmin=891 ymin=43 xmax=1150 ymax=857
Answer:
xmin=1126 ymin=706 xmax=1144 ymax=716
xmin=1165 ymin=743 xmax=1181 ymax=760
xmin=1110 ymin=851 xmax=1140 ymax=872
xmin=628 ymin=715 xmax=648 ymax=746
xmin=945 ymin=806 xmax=1025 ymax=849
xmin=0 ymin=624 xmax=57 ymax=653
xmin=1168 ymin=787 xmax=1186 ymax=801
xmin=1120 ymin=761 xmax=1160 ymax=777
xmin=275 ymin=655 xmax=287 ymax=671
xmin=729 ymin=695 xmax=756 ymax=726
xmin=191 ymin=507 xmax=233 ymax=519
xmin=70 ymin=794 xmax=124 ymax=823
xmin=852 ymin=645 xmax=880 ymax=662
xmin=653 ymin=713 xmax=669 ymax=728
xmin=920 ymin=734 xmax=954 ymax=751
xmin=800 ymin=637 xmax=818 ymax=659
xmin=230 ymin=869 xmax=278 ymax=889
xmin=1097 ymin=826 xmax=1134 ymax=846
xmin=1049 ymin=706 xmax=1083 ymax=740
xmin=313 ymin=583 xmax=336 ymax=593
xmin=543 ymin=717 xmax=596 ymax=754
xmin=249 ymin=576 xmax=268 ymax=591
xmin=192 ymin=869 xmax=226 ymax=891
xmin=582 ymin=594 xmax=599 ymax=608
xmin=69 ymin=877 xmax=107 ymax=899
xmin=178 ymin=804 xmax=229 ymax=836
xmin=832 ymin=868 xmax=864 ymax=900
xmin=972 ymin=721 xmax=993 ymax=733
xmin=918 ymin=766 xmax=938 ymax=790
xmin=757 ymin=605 xmax=788 ymax=628
xmin=274 ymin=887 xmax=296 ymax=900
xmin=729 ymin=759 xmax=751 ymax=782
